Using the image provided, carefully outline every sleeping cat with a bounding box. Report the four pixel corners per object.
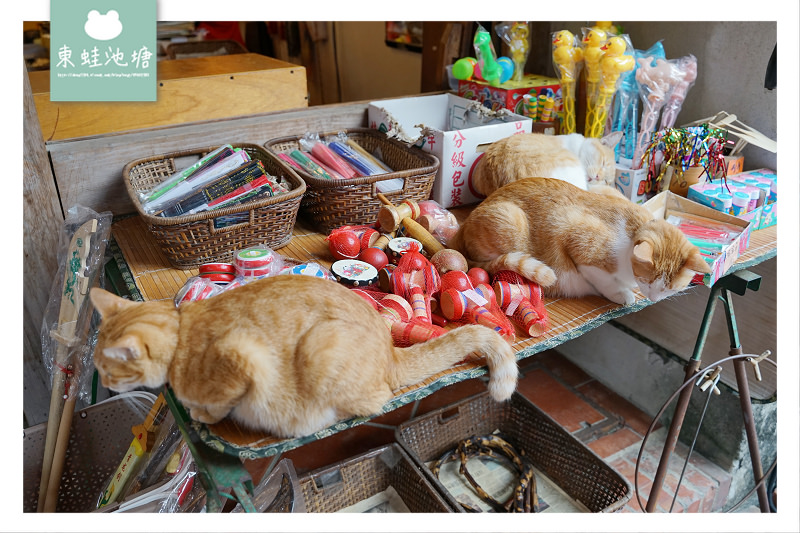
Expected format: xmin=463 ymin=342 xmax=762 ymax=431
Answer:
xmin=470 ymin=131 xmax=623 ymax=197
xmin=448 ymin=177 xmax=711 ymax=306
xmin=89 ymin=275 xmax=518 ymax=438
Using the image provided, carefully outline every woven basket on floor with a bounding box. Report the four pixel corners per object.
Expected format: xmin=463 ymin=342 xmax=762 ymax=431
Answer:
xmin=298 ymin=444 xmax=453 ymax=513
xmin=396 ymin=391 xmax=632 ymax=513
xmin=123 ymin=143 xmax=305 ymax=270
xmin=264 ymin=128 xmax=439 ymax=233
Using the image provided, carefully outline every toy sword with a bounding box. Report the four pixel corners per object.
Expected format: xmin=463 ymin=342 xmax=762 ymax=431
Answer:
xmin=37 ymin=218 xmax=98 ymax=512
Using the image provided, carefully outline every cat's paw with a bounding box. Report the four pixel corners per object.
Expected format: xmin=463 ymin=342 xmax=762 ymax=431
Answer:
xmin=521 ymin=260 xmax=557 ymax=287
xmin=607 ymin=289 xmax=636 ymax=306
xmin=190 ymin=406 xmax=227 ymax=425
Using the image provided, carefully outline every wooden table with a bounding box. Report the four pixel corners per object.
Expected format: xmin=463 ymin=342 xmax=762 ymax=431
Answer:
xmin=108 ymin=209 xmax=777 ymax=461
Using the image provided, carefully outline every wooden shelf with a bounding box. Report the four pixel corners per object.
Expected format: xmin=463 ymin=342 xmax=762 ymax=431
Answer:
xmin=28 ymin=53 xmax=309 ymax=141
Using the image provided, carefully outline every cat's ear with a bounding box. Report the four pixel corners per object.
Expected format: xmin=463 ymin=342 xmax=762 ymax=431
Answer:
xmin=684 ymin=251 xmax=712 ymax=274
xmin=103 ymin=345 xmax=140 ymax=361
xmin=90 ymin=288 xmax=136 ymax=318
xmin=632 ymin=241 xmax=654 ymax=265
xmin=600 ymin=131 xmax=624 ymax=149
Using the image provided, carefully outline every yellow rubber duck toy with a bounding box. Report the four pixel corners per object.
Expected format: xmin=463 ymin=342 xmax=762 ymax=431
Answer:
xmin=586 ymin=36 xmax=635 ymax=137
xmin=552 ymin=30 xmax=583 ymax=134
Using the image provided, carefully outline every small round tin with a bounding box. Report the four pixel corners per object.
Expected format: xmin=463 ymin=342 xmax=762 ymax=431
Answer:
xmin=330 ymin=260 xmax=379 ymax=287
xmin=387 ymin=237 xmax=423 ymax=264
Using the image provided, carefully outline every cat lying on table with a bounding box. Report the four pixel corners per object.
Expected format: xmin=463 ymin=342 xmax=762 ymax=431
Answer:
xmin=471 ymin=131 xmax=624 ymax=197
xmin=89 ymin=275 xmax=518 ymax=439
xmin=449 ymin=177 xmax=711 ymax=306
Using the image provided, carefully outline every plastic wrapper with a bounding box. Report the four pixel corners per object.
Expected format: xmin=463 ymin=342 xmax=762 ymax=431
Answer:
xmin=658 ymin=54 xmax=698 ymax=131
xmin=299 ymin=133 xmax=359 ymax=179
xmin=583 ymin=32 xmax=635 ymax=138
xmin=231 ymin=459 xmax=306 ymax=513
xmin=351 ymin=287 xmax=446 ymax=347
xmin=41 ymin=205 xmax=113 ymax=404
xmin=233 ymin=245 xmax=284 ymax=279
xmin=550 ymin=29 xmax=583 ymax=134
xmin=173 ymin=276 xmax=223 ymax=306
xmin=437 ymin=270 xmax=515 ymax=341
xmin=112 ymin=442 xmax=206 ymax=513
xmin=472 ymin=24 xmax=501 ymax=86
xmin=609 ymin=41 xmax=665 ymax=162
xmin=495 ymin=22 xmax=529 ymax=83
xmin=278 ymin=260 xmax=335 ymax=281
xmin=416 ymin=200 xmax=460 ymax=246
xmin=632 ymin=56 xmax=683 ymax=168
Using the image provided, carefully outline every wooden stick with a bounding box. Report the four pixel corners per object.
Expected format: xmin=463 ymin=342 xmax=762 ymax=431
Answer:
xmin=37 ymin=218 xmax=97 ymax=513
xmin=376 ymin=193 xmax=444 ymax=255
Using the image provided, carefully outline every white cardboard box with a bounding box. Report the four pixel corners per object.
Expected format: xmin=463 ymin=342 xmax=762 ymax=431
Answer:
xmin=368 ymin=93 xmax=532 ymax=208
xmin=643 ymin=191 xmax=753 ymax=287
xmin=614 ymin=158 xmax=651 ymax=205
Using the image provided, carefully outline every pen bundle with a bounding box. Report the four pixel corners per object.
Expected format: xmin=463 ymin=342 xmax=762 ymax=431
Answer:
xmin=665 ymin=210 xmax=742 ymax=264
xmin=140 ymin=144 xmax=292 ymax=218
xmin=278 ymin=132 xmax=394 ymax=181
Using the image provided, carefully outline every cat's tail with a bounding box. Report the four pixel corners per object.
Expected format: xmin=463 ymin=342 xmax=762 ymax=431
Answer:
xmin=390 ymin=324 xmax=517 ymax=401
xmin=467 ymin=252 xmax=557 ymax=288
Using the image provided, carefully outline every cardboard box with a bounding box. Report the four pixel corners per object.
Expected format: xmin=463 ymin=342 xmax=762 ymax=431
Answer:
xmin=644 ymin=191 xmax=753 ymax=287
xmin=368 ymin=93 xmax=532 ymax=208
xmin=716 ymin=154 xmax=744 ymax=178
xmin=614 ymin=159 xmax=652 ymax=204
xmin=457 ymin=73 xmax=560 ymax=115
xmin=686 ymin=182 xmax=763 ymax=229
xmin=728 ymin=168 xmax=777 ymax=229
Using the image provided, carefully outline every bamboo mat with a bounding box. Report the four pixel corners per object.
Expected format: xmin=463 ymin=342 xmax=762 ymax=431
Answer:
xmin=109 ymin=214 xmax=777 ymax=458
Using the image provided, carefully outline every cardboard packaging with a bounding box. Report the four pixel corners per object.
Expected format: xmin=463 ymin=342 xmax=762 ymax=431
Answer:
xmin=727 ymin=168 xmax=777 ymax=229
xmin=644 ymin=191 xmax=753 ymax=287
xmin=457 ymin=73 xmax=560 ymax=115
xmin=614 ymin=159 xmax=652 ymax=204
xmin=368 ymin=93 xmax=532 ymax=208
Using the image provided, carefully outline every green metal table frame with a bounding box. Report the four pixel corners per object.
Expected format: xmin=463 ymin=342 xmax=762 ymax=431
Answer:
xmin=645 ymin=269 xmax=772 ymax=513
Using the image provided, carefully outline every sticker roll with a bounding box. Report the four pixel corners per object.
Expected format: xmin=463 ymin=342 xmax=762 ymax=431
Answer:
xmin=235 ymin=248 xmax=275 ymax=268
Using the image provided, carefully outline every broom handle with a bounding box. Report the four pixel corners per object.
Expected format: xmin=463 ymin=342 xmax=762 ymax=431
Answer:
xmin=43 ymin=396 xmax=76 ymax=512
xmin=36 ymin=367 xmax=67 ymax=512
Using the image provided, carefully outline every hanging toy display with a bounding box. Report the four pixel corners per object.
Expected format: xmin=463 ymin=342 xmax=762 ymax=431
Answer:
xmin=631 ymin=56 xmax=683 ymax=168
xmin=495 ymin=21 xmax=530 ymax=83
xmin=608 ymin=40 xmax=666 ymax=162
xmin=581 ymin=27 xmax=608 ymax=134
xmin=550 ymin=29 xmax=584 ymax=134
xmin=473 ymin=24 xmax=502 ymax=87
xmin=585 ymin=35 xmax=635 ymax=138
xmin=658 ymin=54 xmax=698 ymax=131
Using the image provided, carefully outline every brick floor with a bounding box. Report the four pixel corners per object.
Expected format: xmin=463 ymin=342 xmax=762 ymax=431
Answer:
xmin=248 ymin=349 xmax=732 ymax=513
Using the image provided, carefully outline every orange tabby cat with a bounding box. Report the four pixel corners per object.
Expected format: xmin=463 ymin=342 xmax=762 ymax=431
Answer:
xmin=471 ymin=132 xmax=623 ymax=197
xmin=449 ymin=177 xmax=711 ymax=306
xmin=89 ymin=275 xmax=517 ymax=438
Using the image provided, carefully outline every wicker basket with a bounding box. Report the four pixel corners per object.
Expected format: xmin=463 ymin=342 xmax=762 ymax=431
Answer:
xmin=298 ymin=444 xmax=453 ymax=513
xmin=165 ymin=39 xmax=247 ymax=59
xmin=264 ymin=128 xmax=439 ymax=234
xmin=123 ymin=144 xmax=305 ymax=270
xmin=395 ymin=391 xmax=632 ymax=513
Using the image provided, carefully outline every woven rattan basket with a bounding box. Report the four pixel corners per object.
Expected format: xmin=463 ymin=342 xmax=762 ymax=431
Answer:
xmin=396 ymin=391 xmax=632 ymax=513
xmin=264 ymin=128 xmax=439 ymax=233
xmin=123 ymin=144 xmax=305 ymax=270
xmin=298 ymin=444 xmax=453 ymax=513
